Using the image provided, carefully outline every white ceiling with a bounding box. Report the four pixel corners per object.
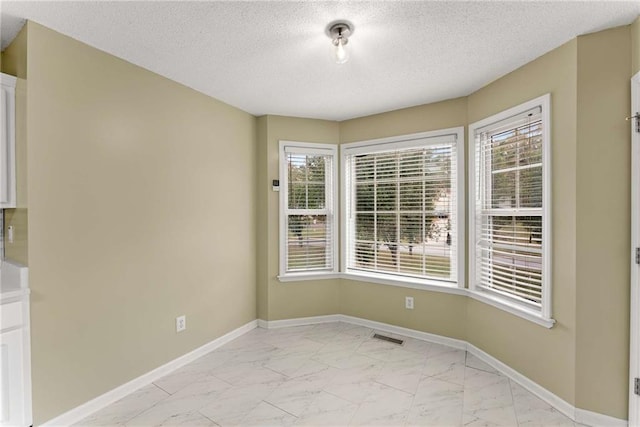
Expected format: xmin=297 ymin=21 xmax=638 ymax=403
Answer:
xmin=2 ymin=1 xmax=640 ymax=121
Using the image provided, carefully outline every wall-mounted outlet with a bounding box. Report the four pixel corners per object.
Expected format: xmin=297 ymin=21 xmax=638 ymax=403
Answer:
xmin=405 ymin=297 xmax=414 ymax=310
xmin=176 ymin=315 xmax=186 ymax=332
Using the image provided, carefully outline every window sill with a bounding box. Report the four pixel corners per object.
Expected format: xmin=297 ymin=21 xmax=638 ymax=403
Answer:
xmin=278 ymin=272 xmax=341 ymax=282
xmin=341 ymin=270 xmax=466 ymax=295
xmin=467 ymin=290 xmax=555 ymax=329
xmin=278 ymin=270 xmax=465 ymax=295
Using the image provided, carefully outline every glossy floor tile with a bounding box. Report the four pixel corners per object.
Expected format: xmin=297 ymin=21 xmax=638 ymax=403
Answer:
xmin=75 ymin=322 xmax=578 ymax=426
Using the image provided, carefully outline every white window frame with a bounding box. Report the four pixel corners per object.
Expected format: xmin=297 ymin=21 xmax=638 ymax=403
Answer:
xmin=468 ymin=94 xmax=554 ymax=328
xmin=278 ymin=141 xmax=339 ymax=281
xmin=341 ymin=127 xmax=465 ymax=292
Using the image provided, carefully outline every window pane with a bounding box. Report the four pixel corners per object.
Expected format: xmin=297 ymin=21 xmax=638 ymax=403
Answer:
xmin=491 ymin=136 xmax=517 ymax=171
xmin=399 ymin=152 xmax=423 ymax=178
xmin=376 ymin=155 xmax=397 ymax=180
xmin=288 ymin=183 xmax=307 ymax=209
xmin=492 ymin=170 xmax=516 ymax=208
xmin=307 ymin=156 xmax=326 ymax=182
xmin=488 ymin=216 xmax=542 ymax=249
xmin=474 ymin=103 xmax=547 ymax=314
xmin=354 ymin=241 xmax=375 ymax=268
xmin=376 ymin=213 xmax=398 ymax=271
xmin=488 ymin=118 xmax=543 ymax=210
xmin=282 ymin=145 xmax=335 ymax=276
xmin=287 ymin=153 xmax=327 ymax=210
xmin=355 ymin=155 xmax=374 ymax=182
xmin=478 ymin=244 xmax=542 ymax=307
xmin=287 ymin=214 xmax=329 ymax=271
xmin=376 ymin=182 xmax=396 ymax=211
xmin=398 ymin=214 xmax=423 ymax=275
xmin=307 ymin=184 xmax=325 ymax=209
xmin=400 ymin=181 xmax=423 ymax=211
xmin=376 ymin=213 xmax=397 ymax=245
xmin=354 ymin=213 xmax=375 ymax=269
xmin=356 ymin=213 xmax=375 ymax=241
xmin=287 ymin=154 xmax=307 ymax=182
xmin=400 ymin=214 xmax=422 ymax=246
xmin=519 ymin=126 xmax=542 ymax=165
xmin=347 ymin=141 xmax=457 ymax=282
xmin=356 ymin=183 xmax=375 ymax=211
xmin=519 ymin=166 xmax=542 ymax=208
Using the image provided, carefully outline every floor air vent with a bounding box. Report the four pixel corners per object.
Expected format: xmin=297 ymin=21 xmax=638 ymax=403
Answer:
xmin=372 ymin=333 xmax=404 ymax=345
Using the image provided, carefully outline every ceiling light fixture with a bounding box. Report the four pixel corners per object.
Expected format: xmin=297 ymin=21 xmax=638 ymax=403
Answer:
xmin=326 ymin=21 xmax=354 ymax=64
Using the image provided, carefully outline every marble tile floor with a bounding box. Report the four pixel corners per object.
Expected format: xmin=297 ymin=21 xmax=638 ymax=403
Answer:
xmin=76 ymin=322 xmax=580 ymax=427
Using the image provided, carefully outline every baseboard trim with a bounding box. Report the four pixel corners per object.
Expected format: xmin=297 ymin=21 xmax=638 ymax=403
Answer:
xmin=42 ymin=315 xmax=627 ymax=427
xmin=467 ymin=344 xmax=627 ymax=426
xmin=466 ymin=343 xmax=575 ymax=420
xmin=339 ymin=315 xmax=467 ymax=351
xmin=575 ymin=408 xmax=628 ymax=427
xmin=258 ymin=314 xmax=466 ymax=351
xmin=259 ymin=314 xmax=342 ymax=329
xmin=40 ymin=320 xmax=258 ymax=427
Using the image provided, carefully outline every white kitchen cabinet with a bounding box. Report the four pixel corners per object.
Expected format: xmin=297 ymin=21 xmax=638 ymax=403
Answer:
xmin=0 ymin=73 xmax=16 ymax=209
xmin=1 ymin=328 xmax=25 ymax=425
xmin=0 ymin=262 xmax=31 ymax=427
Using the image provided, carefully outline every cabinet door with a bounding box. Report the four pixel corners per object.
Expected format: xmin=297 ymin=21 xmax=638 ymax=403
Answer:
xmin=0 ymin=328 xmax=25 ymax=427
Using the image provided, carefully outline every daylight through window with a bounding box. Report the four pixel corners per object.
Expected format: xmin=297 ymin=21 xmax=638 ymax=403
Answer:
xmin=470 ymin=94 xmax=551 ymax=322
xmin=280 ymin=143 xmax=337 ymax=277
xmin=343 ymin=131 xmax=463 ymax=285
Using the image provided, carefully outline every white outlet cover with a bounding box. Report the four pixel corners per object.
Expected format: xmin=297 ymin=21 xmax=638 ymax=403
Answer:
xmin=405 ymin=297 xmax=414 ymax=309
xmin=176 ymin=315 xmax=186 ymax=332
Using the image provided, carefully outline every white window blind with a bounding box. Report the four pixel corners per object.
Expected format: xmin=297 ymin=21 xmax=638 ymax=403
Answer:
xmin=344 ymin=133 xmax=460 ymax=284
xmin=472 ymin=98 xmax=550 ymax=318
xmin=280 ymin=143 xmax=337 ymax=276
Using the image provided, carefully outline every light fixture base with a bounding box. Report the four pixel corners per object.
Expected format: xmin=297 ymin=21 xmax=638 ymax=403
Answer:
xmin=325 ymin=20 xmax=354 ymax=40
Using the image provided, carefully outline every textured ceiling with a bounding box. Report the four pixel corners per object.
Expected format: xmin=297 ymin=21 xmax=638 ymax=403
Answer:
xmin=2 ymin=1 xmax=640 ymax=121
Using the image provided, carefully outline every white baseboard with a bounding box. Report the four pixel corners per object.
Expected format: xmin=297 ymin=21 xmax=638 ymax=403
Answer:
xmin=259 ymin=314 xmax=466 ymax=351
xmin=466 ymin=343 xmax=575 ymax=420
xmin=339 ymin=314 xmax=467 ymax=351
xmin=40 ymin=320 xmax=258 ymax=427
xmin=575 ymin=408 xmax=628 ymax=427
xmin=42 ymin=315 xmax=627 ymax=427
xmin=467 ymin=344 xmax=627 ymax=426
xmin=259 ymin=314 xmax=342 ymax=329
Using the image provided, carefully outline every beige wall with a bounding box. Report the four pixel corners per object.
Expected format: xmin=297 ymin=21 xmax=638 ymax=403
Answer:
xmin=256 ymin=116 xmax=269 ymax=319
xmin=339 ymin=98 xmax=468 ymax=341
xmin=339 ymin=97 xmax=468 ymax=144
xmin=575 ymin=26 xmax=631 ymax=418
xmin=632 ymin=17 xmax=640 ymax=75
xmin=1 ymin=24 xmax=27 ymax=79
xmin=256 ymin=115 xmax=341 ymax=320
xmin=466 ymin=39 xmax=579 ymax=407
xmin=19 ymin=22 xmax=257 ymax=424
xmin=340 ymin=280 xmax=467 ymax=340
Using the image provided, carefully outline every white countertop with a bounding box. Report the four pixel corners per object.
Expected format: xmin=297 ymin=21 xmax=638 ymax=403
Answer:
xmin=0 ymin=259 xmax=29 ymax=303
